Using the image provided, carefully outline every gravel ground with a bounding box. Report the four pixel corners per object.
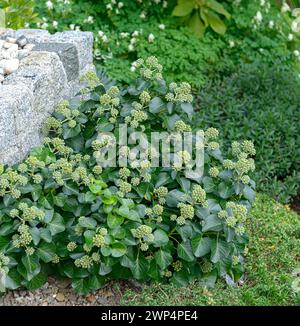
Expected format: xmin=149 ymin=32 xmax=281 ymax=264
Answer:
xmin=0 ymin=278 xmax=131 ymax=306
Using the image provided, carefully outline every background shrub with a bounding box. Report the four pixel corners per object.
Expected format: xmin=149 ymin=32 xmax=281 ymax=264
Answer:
xmin=32 ymin=0 xmax=300 ymax=87
xmin=0 ymin=0 xmax=38 ymax=29
xmin=194 ymin=61 xmax=300 ymax=203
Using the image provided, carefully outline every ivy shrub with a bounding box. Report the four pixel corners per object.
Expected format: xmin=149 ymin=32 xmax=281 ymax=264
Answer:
xmin=0 ymin=58 xmax=255 ymax=295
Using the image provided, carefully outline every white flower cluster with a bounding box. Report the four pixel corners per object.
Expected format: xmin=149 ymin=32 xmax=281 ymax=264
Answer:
xmin=106 ymin=0 xmax=124 ymax=15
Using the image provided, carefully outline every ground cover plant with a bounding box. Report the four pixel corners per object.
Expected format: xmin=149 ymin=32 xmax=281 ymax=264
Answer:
xmin=28 ymin=0 xmax=300 ymax=203
xmin=0 ymin=59 xmax=255 ymax=294
xmin=121 ymin=194 xmax=300 ymax=306
xmin=0 ymin=0 xmax=299 ymax=306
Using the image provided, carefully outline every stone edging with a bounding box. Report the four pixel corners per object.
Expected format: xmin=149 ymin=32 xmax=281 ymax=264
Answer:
xmin=0 ymin=29 xmax=95 ymax=166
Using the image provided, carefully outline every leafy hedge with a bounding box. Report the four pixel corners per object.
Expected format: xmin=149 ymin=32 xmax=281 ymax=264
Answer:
xmin=0 ymin=59 xmax=255 ymax=294
xmin=194 ymin=61 xmax=300 ymax=203
xmin=32 ymin=0 xmax=300 ymax=87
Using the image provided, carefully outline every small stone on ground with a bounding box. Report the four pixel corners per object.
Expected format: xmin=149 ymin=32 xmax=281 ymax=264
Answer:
xmin=0 ymin=278 xmax=128 ymax=306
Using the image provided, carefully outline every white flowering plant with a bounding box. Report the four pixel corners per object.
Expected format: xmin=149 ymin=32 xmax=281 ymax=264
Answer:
xmin=0 ymin=57 xmax=255 ymax=294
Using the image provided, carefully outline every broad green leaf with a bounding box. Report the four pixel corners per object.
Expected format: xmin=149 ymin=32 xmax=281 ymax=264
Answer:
xmin=210 ymin=239 xmax=230 ymax=264
xmin=177 ymin=241 xmax=195 ymax=262
xmin=37 ymin=242 xmax=56 ymax=263
xmin=131 ymin=254 xmax=149 ymax=279
xmin=149 ymin=97 xmax=165 ymax=113
xmin=107 ymin=213 xmax=124 ymax=229
xmin=111 ymin=242 xmax=127 ymax=258
xmin=99 ymin=263 xmax=112 ymax=276
xmin=181 ymin=102 xmax=194 ymax=120
xmin=0 ymin=236 xmax=9 ymax=250
xmin=218 ymin=182 xmax=234 ymax=199
xmin=48 ymin=213 xmax=65 ymax=236
xmin=191 ymin=235 xmax=212 ymax=257
xmin=21 ymin=254 xmax=41 ymax=281
xmin=89 ymin=275 xmax=105 ymax=290
xmin=63 ymin=123 xmax=81 ymax=139
xmin=243 ymin=185 xmax=255 ymax=202
xmin=84 ymin=230 xmax=95 ymax=246
xmin=188 ymin=12 xmax=205 ymax=38
xmin=155 ymin=249 xmax=173 ymax=269
xmin=72 ymin=278 xmax=90 ymax=295
xmin=202 ymin=177 xmax=215 ymax=193
xmin=206 ymin=0 xmax=230 ymax=19
xmin=153 ymin=229 xmax=169 ymax=247
xmin=202 ymin=215 xmax=223 ymax=232
xmin=40 ymin=228 xmax=52 ymax=243
xmin=79 ymin=217 xmax=97 ymax=229
xmin=173 ymin=0 xmax=195 ymax=17
xmin=206 ymin=10 xmax=227 ymax=35
xmin=26 ymin=272 xmax=47 ymax=290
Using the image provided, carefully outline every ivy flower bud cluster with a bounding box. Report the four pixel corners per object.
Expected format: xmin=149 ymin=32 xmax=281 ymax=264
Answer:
xmin=0 ymin=169 xmax=28 ymax=198
xmin=0 ymin=252 xmax=10 ymax=269
xmin=48 ymin=138 xmax=72 ymax=156
xmin=67 ymin=242 xmax=77 ymax=252
xmin=204 ymin=128 xmax=219 ymax=140
xmin=192 ymin=185 xmax=207 ymax=206
xmin=209 ymin=167 xmax=219 ymax=178
xmin=174 ymin=120 xmax=192 ymax=133
xmin=138 ymin=56 xmax=163 ymax=80
xmin=154 ymin=186 xmax=168 ymax=204
xmin=74 ymin=255 xmax=94 ymax=269
xmin=80 ymin=71 xmax=100 ymax=90
xmin=132 ymin=225 xmax=154 ymax=251
xmin=165 ymin=82 xmax=193 ymax=103
xmin=92 ymin=227 xmax=107 ymax=247
xmin=12 ymin=224 xmax=33 ymax=248
xmin=43 ymin=116 xmax=62 ymax=135
xmin=11 ymin=203 xmax=45 ymax=222
xmin=176 ymin=203 xmax=195 ymax=225
xmin=226 ymin=202 xmax=248 ymax=223
xmin=152 ymin=204 xmax=164 ymax=222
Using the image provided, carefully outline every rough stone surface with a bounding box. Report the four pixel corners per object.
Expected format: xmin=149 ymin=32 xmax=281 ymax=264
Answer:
xmin=33 ymin=42 xmax=79 ymax=81
xmin=0 ymin=29 xmax=95 ymax=166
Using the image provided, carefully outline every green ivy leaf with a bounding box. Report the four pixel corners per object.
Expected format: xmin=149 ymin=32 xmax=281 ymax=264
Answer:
xmin=26 ymin=272 xmax=47 ymax=290
xmin=149 ymin=97 xmax=165 ymax=114
xmin=218 ymin=182 xmax=234 ymax=199
xmin=37 ymin=242 xmax=56 ymax=263
xmin=191 ymin=236 xmax=212 ymax=257
xmin=131 ymin=254 xmax=149 ymax=279
xmin=177 ymin=241 xmax=195 ymax=262
xmin=21 ymin=254 xmax=41 ymax=281
xmin=202 ymin=215 xmax=223 ymax=232
xmin=210 ymin=238 xmax=230 ymax=264
xmin=48 ymin=213 xmax=65 ymax=236
xmin=153 ymin=229 xmax=169 ymax=247
xmin=155 ymin=249 xmax=173 ymax=269
xmin=111 ymin=242 xmax=127 ymax=258
xmin=72 ymin=278 xmax=90 ymax=295
xmin=79 ymin=217 xmax=97 ymax=229
xmin=107 ymin=214 xmax=124 ymax=229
